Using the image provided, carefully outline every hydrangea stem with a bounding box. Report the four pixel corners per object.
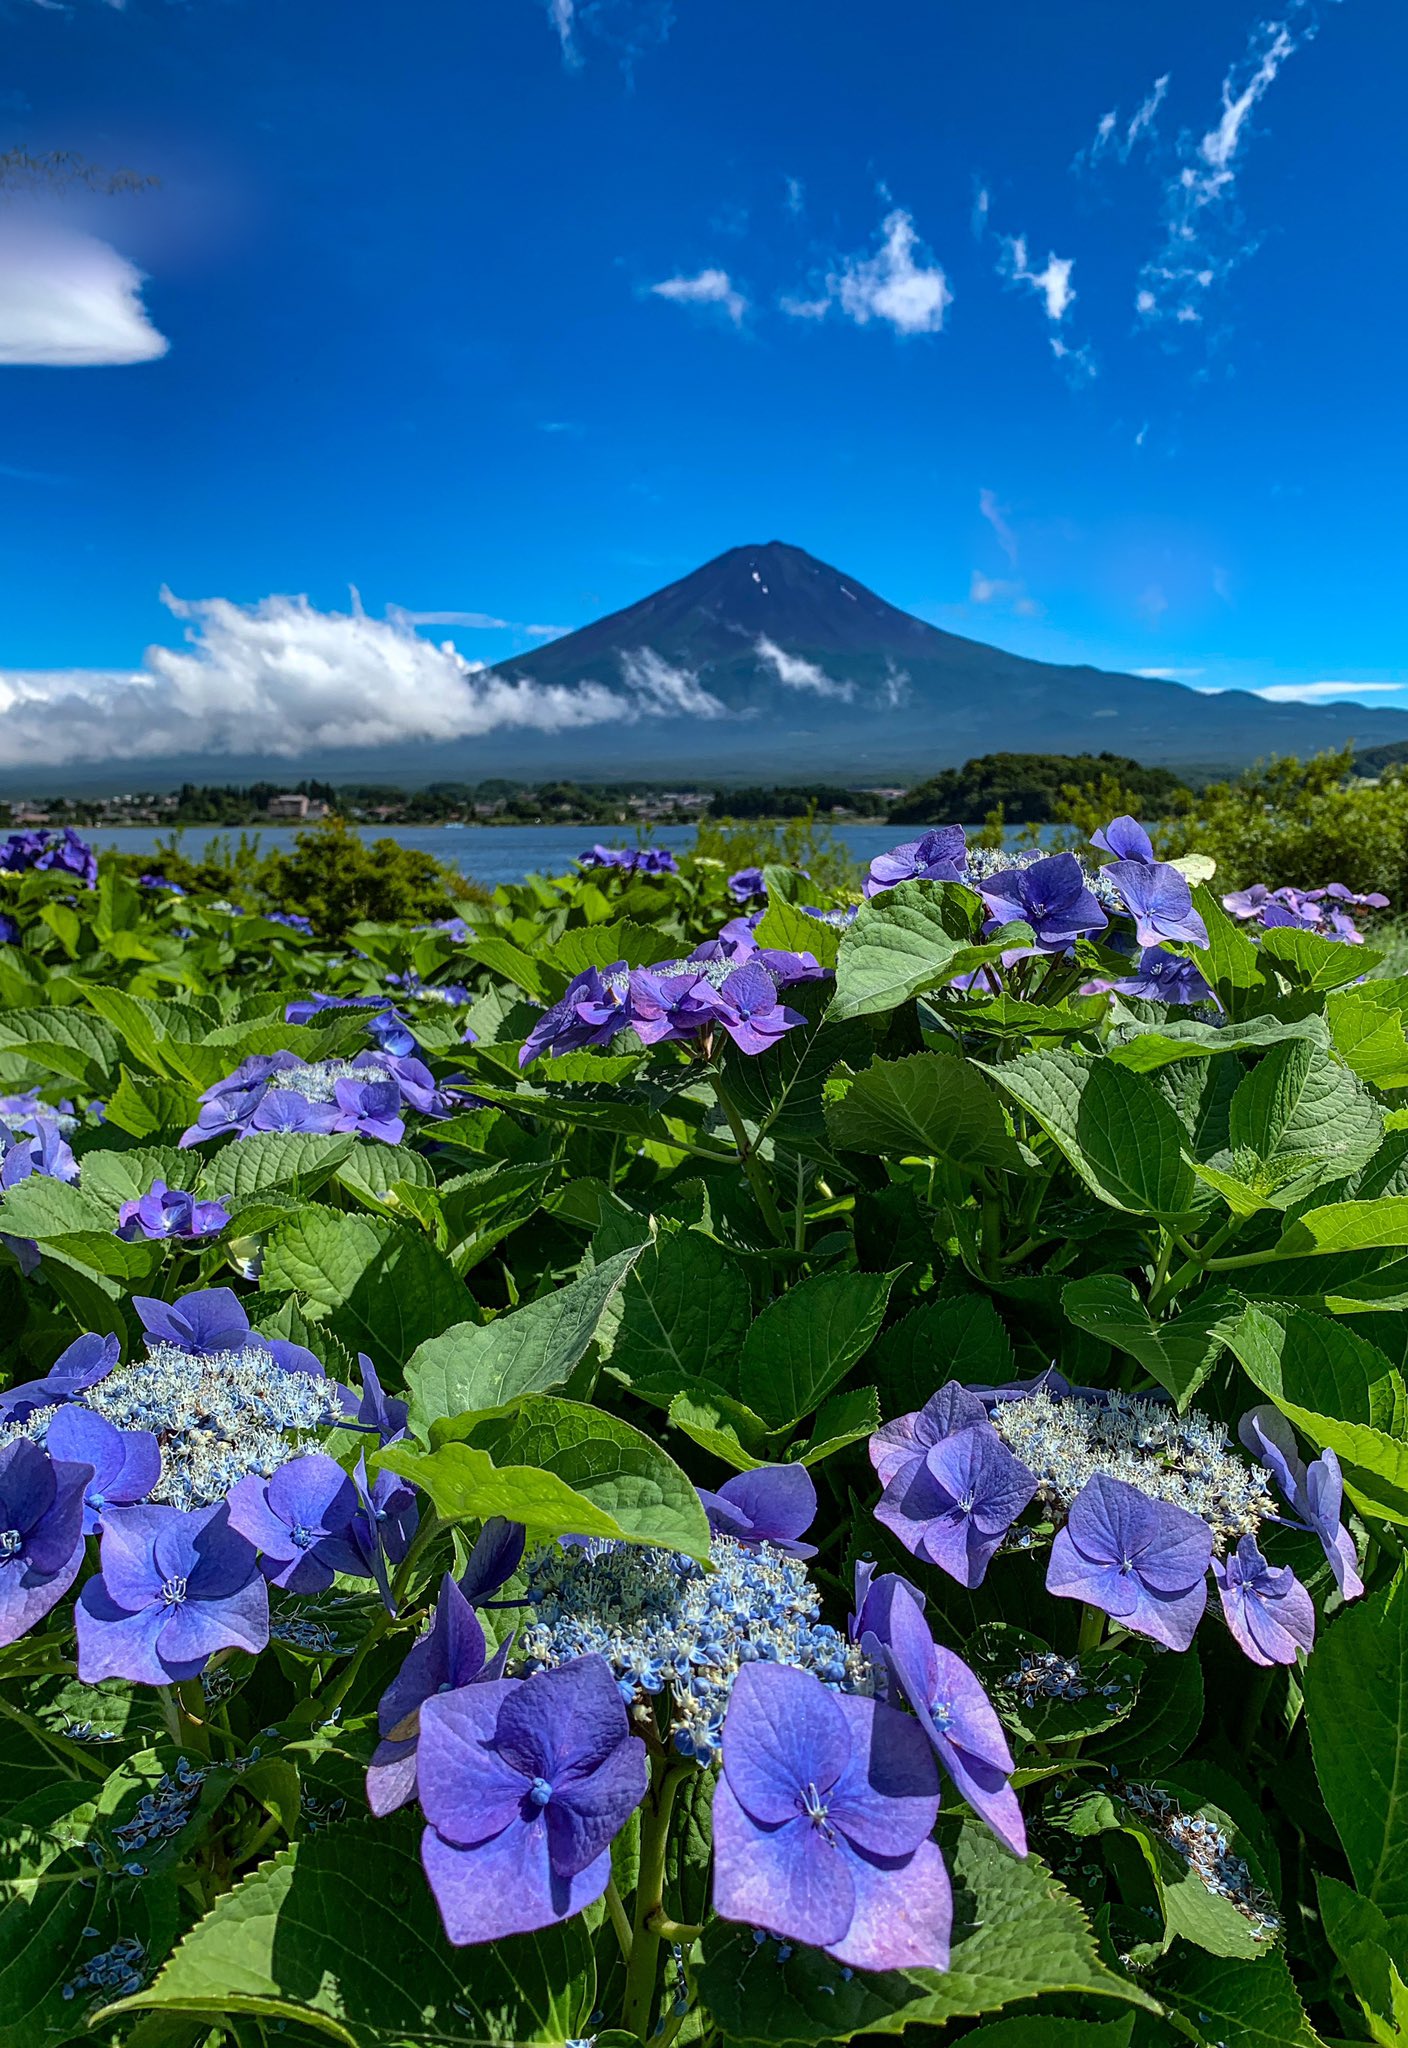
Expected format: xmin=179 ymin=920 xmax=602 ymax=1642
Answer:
xmin=708 ymin=1073 xmax=787 ymax=1245
xmin=1077 ymin=1605 xmax=1106 ymax=1655
xmin=620 ymin=1756 xmax=689 ymax=2039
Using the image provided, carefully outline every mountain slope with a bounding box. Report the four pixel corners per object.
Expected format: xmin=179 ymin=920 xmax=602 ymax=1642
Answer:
xmin=484 ymin=541 xmax=1408 ymax=779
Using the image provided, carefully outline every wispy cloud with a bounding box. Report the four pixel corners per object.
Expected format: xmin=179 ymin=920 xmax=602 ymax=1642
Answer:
xmin=649 ymin=267 xmax=747 ymax=325
xmin=0 ymin=218 xmax=167 ymax=366
xmin=1076 ymin=73 xmax=1170 ymax=168
xmin=543 ymin=0 xmax=581 ymax=68
xmin=386 ymin=606 xmax=572 ymax=637
xmin=784 ymin=176 xmax=805 ymax=218
xmin=0 ymin=594 xmax=730 ymax=768
xmin=969 ymin=571 xmax=1041 ymax=618
xmin=999 ymin=234 xmax=1076 ymax=321
xmin=1252 ymin=680 xmax=1406 ymax=704
xmin=754 ymin=635 xmax=854 ymax=700
xmin=783 ymin=208 xmax=951 ymax=337
xmin=1137 ymin=8 xmax=1321 ymax=326
xmin=978 ymin=488 xmax=1018 ymax=564
xmin=1136 ymin=666 xmax=1206 ymax=680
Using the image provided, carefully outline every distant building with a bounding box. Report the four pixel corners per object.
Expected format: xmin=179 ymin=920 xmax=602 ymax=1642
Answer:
xmin=265 ymin=794 xmax=328 ymax=821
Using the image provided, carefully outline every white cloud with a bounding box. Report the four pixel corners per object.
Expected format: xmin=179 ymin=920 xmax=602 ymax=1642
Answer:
xmin=618 ymin=647 xmax=728 ymax=718
xmin=999 ymin=234 xmax=1076 ymax=321
xmin=649 ymin=268 xmax=747 ymax=326
xmin=0 ymin=218 xmax=167 ymax=366
xmin=544 ymin=0 xmax=580 ymax=67
xmin=1137 ymin=11 xmax=1317 ymax=325
xmin=784 ymin=209 xmax=950 ymax=337
xmin=969 ymin=571 xmax=1041 ymax=617
xmin=754 ymin=635 xmax=854 ymax=701
xmin=1078 ymin=73 xmax=1170 ymax=168
xmin=978 ymin=488 xmax=1018 ymax=564
xmin=1050 ymin=334 xmax=1098 ymax=382
xmin=385 ymin=606 xmax=573 ymax=638
xmin=0 ymin=593 xmax=738 ymax=769
xmin=970 ymin=184 xmax=990 ymax=238
xmin=881 ymin=659 xmax=911 ymax=709
xmin=1252 ymin=681 xmax=1407 ymax=704
xmin=1136 ymin=666 xmax=1206 ymax=680
xmin=784 ymin=176 xmax=805 ymax=217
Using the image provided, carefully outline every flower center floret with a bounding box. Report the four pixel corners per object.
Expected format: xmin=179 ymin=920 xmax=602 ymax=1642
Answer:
xmin=989 ymin=1388 xmax=1273 ymax=1551
xmin=159 ymin=1575 xmax=188 ymax=1606
xmin=1123 ymin=1781 xmax=1281 ymax=1942
xmin=518 ymin=1533 xmax=876 ymax=1765
xmin=269 ymin=1059 xmax=391 ymax=1105
xmin=0 ymin=1527 xmax=22 ymax=1558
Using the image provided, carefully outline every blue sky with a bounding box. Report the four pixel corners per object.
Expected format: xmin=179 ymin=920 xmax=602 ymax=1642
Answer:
xmin=1 ymin=0 xmax=1404 ymax=772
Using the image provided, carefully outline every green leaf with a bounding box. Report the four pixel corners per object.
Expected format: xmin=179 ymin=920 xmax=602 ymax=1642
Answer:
xmin=406 ymin=1246 xmax=645 ymax=1427
xmin=1330 ymin=988 xmax=1408 ymax=1091
xmin=1061 ymin=1275 xmax=1241 ymax=1408
xmin=102 ymin=1814 xmax=595 ymax=2044
xmin=1277 ymin=1198 xmax=1408 ymax=1257
xmin=1229 ymin=1040 xmax=1383 ymax=1204
xmin=720 ymin=982 xmax=872 ymax=1151
xmin=825 ymin=1050 xmax=1021 ymax=1173
xmin=798 ymin=1383 xmax=882 ymax=1465
xmin=1221 ymin=1300 xmax=1408 ymax=1523
xmin=868 ymin=1294 xmax=1014 ymax=1412
xmin=1154 ymin=1945 xmax=1321 ymax=2048
xmin=461 ymin=932 xmax=559 ymax=1002
xmin=968 ymin=1623 xmax=1142 ymax=1746
xmin=549 ymin=919 xmax=672 ymax=973
xmin=79 ymin=1146 xmax=188 ymax=1205
xmin=193 ymin=1129 xmax=355 ymax=1199
xmin=755 ymin=898 xmax=841 ymax=970
xmin=422 ymin=1393 xmax=712 ymax=1561
xmin=1104 ymin=1012 xmax=1328 ymax=1073
xmin=101 ymin=1070 xmax=201 ymax=1141
xmin=991 ymin=1049 xmax=1196 ymax=1218
xmin=261 ymin=1209 xmax=467 ymax=1366
xmin=0 ymin=1174 xmax=116 ymax=1240
xmin=0 ymin=1006 xmax=121 ymax=1090
xmin=734 ymin=1267 xmax=899 ymax=1429
xmin=1260 ymin=920 xmax=1383 ymax=990
xmin=381 ymin=1437 xmax=628 ymax=1541
xmin=667 ymin=1386 xmax=771 ymax=1469
xmin=827 ymin=880 xmax=1018 ymax=1022
xmin=605 ymin=1232 xmax=752 ymax=1400
xmin=332 ymin=1137 xmax=435 ymax=1209
xmin=1191 ymin=886 xmax=1269 ymax=1020
xmin=1306 ymin=1566 xmax=1408 ymax=1916
xmin=962 ymin=2022 xmax=1135 ymax=2048
xmin=693 ymin=1822 xmax=1156 ymax=2042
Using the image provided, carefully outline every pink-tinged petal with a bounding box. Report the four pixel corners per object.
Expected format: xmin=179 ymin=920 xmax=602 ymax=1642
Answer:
xmin=418 ymin=1683 xmax=527 ymax=1848
xmin=710 ymin=1776 xmax=855 ymax=1948
xmin=721 ymin=1663 xmax=850 ymax=1825
xmin=869 ymin=1412 xmax=923 ymax=1489
xmin=421 ymin=1818 xmax=610 ymax=1945
xmin=366 ymin=1738 xmax=418 ymax=1817
xmin=826 ymin=1838 xmax=952 ymax=1973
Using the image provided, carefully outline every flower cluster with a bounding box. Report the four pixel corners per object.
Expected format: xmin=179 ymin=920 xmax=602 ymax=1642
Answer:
xmin=1122 ymin=1780 xmax=1281 ymax=1942
xmin=578 ymin=843 xmax=679 ymax=877
xmin=179 ymin=1048 xmax=461 ymax=1146
xmin=727 ymin=866 xmax=767 ymax=904
xmin=518 ymin=1530 xmax=873 ymax=1764
xmin=871 ymin=1377 xmax=1359 ymax=1657
xmin=0 ymin=1291 xmax=349 ymax=1512
xmin=116 ymin=1180 xmax=230 ymax=1242
xmin=0 ymin=825 xmax=98 ymax=889
xmin=1222 ymin=880 xmax=1389 ymax=944
xmin=519 ymin=926 xmax=825 ymax=1067
xmin=0 ymin=1088 xmax=79 ymax=1189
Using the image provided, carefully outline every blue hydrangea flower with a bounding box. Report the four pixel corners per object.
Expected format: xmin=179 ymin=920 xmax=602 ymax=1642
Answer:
xmin=727 ymin=867 xmax=767 ymax=904
xmin=863 ymin=829 xmax=967 ymax=898
xmin=1239 ymin=1406 xmax=1363 ymax=1600
xmin=0 ymin=827 xmax=98 ymax=889
xmin=1213 ymin=1536 xmax=1316 ymax=1666
xmin=0 ymin=913 xmax=19 ymax=944
xmin=367 ymin=1571 xmax=508 ymax=1816
xmin=578 ymin=844 xmax=679 ymax=877
xmin=712 ymin=1661 xmax=950 ymax=1972
xmin=1091 ymin=816 xmax=1155 ymax=861
xmin=871 ymin=1578 xmax=1026 ymax=1856
xmin=0 ymin=1332 xmax=119 ymax=1427
xmin=1046 ymin=1473 xmax=1212 ymax=1651
xmin=976 ymin=852 xmax=1108 ymax=951
xmin=180 ymin=1050 xmax=459 ymax=1146
xmin=458 ymin=1515 xmax=527 ymax=1604
xmin=0 ymin=1438 xmax=91 ymax=1649
xmin=519 ymin=964 xmax=635 ymax=1067
xmin=352 ymin=1356 xmax=409 ymax=1444
xmin=116 ymin=1182 xmax=231 ymax=1242
xmin=45 ymin=1408 xmax=160 ymax=1534
xmin=698 ymin=1464 xmax=818 ymax=1559
xmin=349 ymin=1453 xmax=419 ymax=1608
xmin=1103 ymin=850 xmax=1209 ymax=950
xmin=75 ymin=1501 xmax=269 ymax=1685
xmin=418 ymin=1655 xmax=648 ymax=1945
xmin=227 ymin=1452 xmax=369 ymax=1593
xmin=267 ymin=911 xmax=314 ymax=934
xmin=874 ymin=1421 xmax=1036 ymax=1587
xmin=1082 ymin=947 xmax=1216 ymax=1006
xmin=712 ymin=963 xmax=807 ymax=1055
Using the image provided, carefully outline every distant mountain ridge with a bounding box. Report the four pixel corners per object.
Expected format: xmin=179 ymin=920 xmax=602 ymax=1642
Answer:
xmin=483 ymin=541 xmax=1408 ymax=780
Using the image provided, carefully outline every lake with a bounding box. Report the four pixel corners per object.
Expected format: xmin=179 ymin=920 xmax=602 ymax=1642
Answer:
xmin=77 ymin=821 xmax=1001 ymax=888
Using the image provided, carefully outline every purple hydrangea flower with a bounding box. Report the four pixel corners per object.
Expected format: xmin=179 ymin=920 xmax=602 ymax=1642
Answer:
xmin=626 ymin=966 xmax=720 ymax=1048
xmin=1046 ymin=1473 xmax=1211 ymax=1651
xmin=75 ymin=1501 xmax=269 ymax=1685
xmin=519 ymin=963 xmax=634 ymax=1067
xmin=267 ymin=911 xmax=314 ymax=934
xmin=976 ymin=852 xmax=1108 ymax=951
xmin=1082 ymin=946 xmax=1216 ymax=1006
xmin=876 ymin=1579 xmax=1026 ymax=1856
xmin=1 ymin=827 xmax=98 ymax=890
xmin=1105 ymin=858 xmax=1209 ymax=951
xmin=713 ymin=963 xmax=807 ymax=1055
xmin=863 ymin=829 xmax=968 ymax=898
xmin=728 ymin=867 xmax=767 ymax=904
xmin=578 ymin=844 xmax=679 ymax=877
xmin=0 ymin=1331 xmax=120 ymax=1427
xmin=874 ymin=1420 xmax=1037 ymax=1587
xmin=1239 ymin=1406 xmax=1363 ymax=1600
xmin=1222 ymin=884 xmax=1271 ymax=921
xmin=45 ymin=1408 xmax=160 ymax=1534
xmin=1 ymin=1118 xmax=79 ymax=1189
xmin=458 ymin=1515 xmax=527 ymax=1605
xmin=869 ymin=1383 xmax=990 ymax=1492
xmin=0 ymin=913 xmax=19 ymax=945
xmin=698 ymin=1464 xmax=818 ymax=1559
xmin=138 ymin=873 xmax=185 ymax=894
xmin=353 ymin=1356 xmax=409 ymax=1444
xmin=1213 ymin=1536 xmax=1316 ymax=1666
xmin=1092 ymin=816 xmax=1155 ymax=861
xmin=367 ymin=1572 xmax=509 ymax=1816
xmin=285 ymin=995 xmax=421 ymax=1059
xmin=350 ymin=1453 xmax=419 ymax=1608
xmin=712 ymin=1661 xmax=950 ymax=1972
xmin=227 ymin=1452 xmax=369 ymax=1594
xmin=116 ymin=1181 xmax=231 ymax=1242
xmin=132 ymin=1287 xmax=331 ymax=1386
xmin=0 ymin=1438 xmax=92 ymax=1649
xmin=418 ymin=1655 xmax=648 ymax=1945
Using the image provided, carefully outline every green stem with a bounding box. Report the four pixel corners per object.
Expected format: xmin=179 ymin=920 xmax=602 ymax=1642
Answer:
xmin=0 ymin=1693 xmax=107 ymax=1780
xmin=605 ymin=1877 xmax=634 ymax=1962
xmin=709 ymin=1073 xmax=787 ymax=1245
xmin=1077 ymin=1605 xmax=1106 ymax=1655
xmin=646 ymin=1909 xmax=704 ymax=1943
xmin=158 ymin=1684 xmax=184 ymax=1748
xmin=620 ymin=1758 xmax=689 ymax=2039
xmin=314 ymin=1608 xmax=396 ymax=1719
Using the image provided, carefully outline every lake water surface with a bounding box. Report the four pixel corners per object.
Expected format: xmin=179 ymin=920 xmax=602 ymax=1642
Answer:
xmin=79 ymin=821 xmax=981 ymax=888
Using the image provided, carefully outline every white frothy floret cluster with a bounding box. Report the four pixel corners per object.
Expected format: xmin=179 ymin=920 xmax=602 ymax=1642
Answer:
xmin=269 ymin=1059 xmax=391 ymax=1104
xmin=990 ymin=1389 xmax=1274 ymax=1551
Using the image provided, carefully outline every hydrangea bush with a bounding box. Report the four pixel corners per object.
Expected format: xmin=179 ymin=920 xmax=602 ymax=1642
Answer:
xmin=0 ymin=819 xmax=1406 ymax=2047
